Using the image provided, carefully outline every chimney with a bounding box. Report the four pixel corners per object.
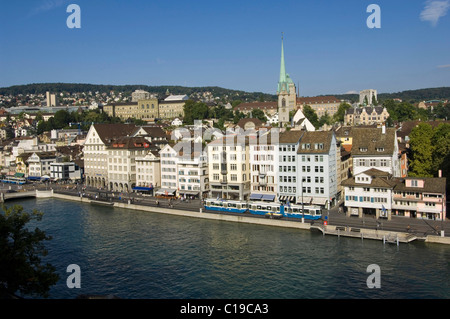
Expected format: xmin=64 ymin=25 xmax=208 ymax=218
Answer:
xmin=439 ymin=170 xmax=442 ymax=178
xmin=381 ymin=123 xmax=386 ymax=134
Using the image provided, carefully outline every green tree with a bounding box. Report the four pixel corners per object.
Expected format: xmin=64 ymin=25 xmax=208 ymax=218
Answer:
xmin=0 ymin=205 xmax=59 ymax=298
xmin=233 ymin=110 xmax=246 ymax=124
xmin=408 ymin=123 xmax=435 ymax=177
xmin=431 ymin=123 xmax=450 ymax=178
xmin=319 ymin=111 xmax=332 ymax=127
xmin=333 ymin=102 xmax=351 ymax=123
xmin=302 ymin=105 xmax=320 ymax=129
xmin=249 ymin=108 xmax=267 ymax=122
xmin=53 ymin=109 xmax=73 ymax=129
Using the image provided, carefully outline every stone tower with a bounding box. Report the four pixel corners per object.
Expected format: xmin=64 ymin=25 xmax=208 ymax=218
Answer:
xmin=277 ymin=35 xmax=297 ymax=127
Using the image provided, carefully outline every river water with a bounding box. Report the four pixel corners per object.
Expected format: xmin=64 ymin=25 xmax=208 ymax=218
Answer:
xmin=10 ymin=197 xmax=450 ymax=299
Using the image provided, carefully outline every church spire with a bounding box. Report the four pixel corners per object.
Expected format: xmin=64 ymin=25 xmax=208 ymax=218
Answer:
xmin=278 ymin=33 xmax=287 ymax=93
xmin=279 ymin=33 xmax=286 ymax=84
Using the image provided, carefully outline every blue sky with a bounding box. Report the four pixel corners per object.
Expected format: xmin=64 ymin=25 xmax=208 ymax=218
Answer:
xmin=0 ymin=0 xmax=449 ymax=96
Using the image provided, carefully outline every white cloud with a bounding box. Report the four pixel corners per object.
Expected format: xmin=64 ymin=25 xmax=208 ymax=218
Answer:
xmin=437 ymin=64 xmax=450 ymax=68
xmin=420 ymin=0 xmax=450 ymax=26
xmin=345 ymin=90 xmax=358 ymax=94
xmin=27 ymin=0 xmax=70 ymax=18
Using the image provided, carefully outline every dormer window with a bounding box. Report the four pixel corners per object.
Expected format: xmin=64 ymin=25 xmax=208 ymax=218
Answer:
xmin=376 ymin=147 xmax=384 ymax=152
xmin=359 ymin=147 xmax=368 ymax=152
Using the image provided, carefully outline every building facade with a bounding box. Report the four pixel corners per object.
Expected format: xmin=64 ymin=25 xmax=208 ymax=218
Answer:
xmin=345 ymin=106 xmax=390 ymax=126
xmin=207 ymin=135 xmax=252 ymax=200
xmin=351 ymin=126 xmax=400 ymax=177
xmin=84 ymin=123 xmax=137 ymax=188
xmin=135 ymin=150 xmax=161 ymax=192
xmin=249 ymin=130 xmax=278 ymax=201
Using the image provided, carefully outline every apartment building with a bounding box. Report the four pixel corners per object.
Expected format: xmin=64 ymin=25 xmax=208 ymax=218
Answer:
xmin=352 ymin=125 xmax=400 ymax=177
xmin=106 ymin=136 xmax=149 ymax=192
xmin=296 ymin=131 xmax=338 ymax=208
xmin=135 ymin=150 xmax=161 ymax=193
xmin=207 ymin=135 xmax=252 ymax=200
xmin=277 ymin=130 xmax=303 ymax=204
xmin=343 ymin=169 xmax=447 ymax=221
xmin=249 ymin=130 xmax=279 ymax=202
xmin=27 ymin=151 xmax=57 ymax=179
xmin=84 ymin=123 xmax=137 ymax=189
xmin=158 ymin=143 xmax=179 ymax=197
xmin=176 ymin=142 xmax=209 ymax=199
xmin=392 ymin=175 xmax=446 ymax=220
xmin=342 ymin=168 xmax=394 ymax=219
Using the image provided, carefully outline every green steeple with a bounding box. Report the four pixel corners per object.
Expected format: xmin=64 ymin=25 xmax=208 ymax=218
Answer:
xmin=277 ymin=34 xmax=293 ymax=93
xmin=279 ymin=36 xmax=287 ymax=86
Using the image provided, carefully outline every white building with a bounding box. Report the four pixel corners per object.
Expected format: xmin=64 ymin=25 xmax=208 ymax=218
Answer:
xmin=343 ymin=169 xmax=395 ymax=220
xmin=207 ymin=135 xmax=252 ymax=200
xmin=176 ymin=142 xmax=209 ymax=199
xmin=297 ymin=131 xmax=338 ymax=208
xmin=158 ymin=144 xmax=179 ymax=197
xmin=352 ymin=126 xmax=400 ymax=177
xmin=249 ymin=130 xmax=279 ymax=202
xmin=277 ymin=130 xmax=338 ymax=208
xmin=50 ymin=161 xmax=83 ymax=181
xmin=135 ymin=150 xmax=161 ymax=194
xmin=106 ymin=136 xmax=149 ymax=192
xmin=27 ymin=152 xmax=57 ymax=179
xmin=291 ymin=109 xmax=316 ymax=131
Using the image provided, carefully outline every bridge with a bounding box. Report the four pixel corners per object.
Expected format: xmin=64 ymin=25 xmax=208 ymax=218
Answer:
xmin=0 ymin=190 xmax=53 ymax=202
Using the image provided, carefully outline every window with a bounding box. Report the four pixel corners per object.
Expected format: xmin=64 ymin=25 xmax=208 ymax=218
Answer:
xmin=411 ymin=180 xmax=418 ymax=187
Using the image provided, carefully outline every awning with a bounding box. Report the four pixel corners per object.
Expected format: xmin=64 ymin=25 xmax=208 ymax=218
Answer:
xmin=179 ymin=190 xmax=199 ymax=195
xmin=15 ymin=172 xmax=25 ymax=177
xmin=261 ymin=194 xmax=276 ymax=201
xmin=132 ymin=186 xmax=153 ymax=191
xmin=27 ymin=176 xmax=41 ymax=180
xmin=312 ymin=197 xmax=328 ymax=205
xmin=249 ymin=193 xmax=263 ymax=200
xmin=155 ymin=188 xmax=176 ymax=195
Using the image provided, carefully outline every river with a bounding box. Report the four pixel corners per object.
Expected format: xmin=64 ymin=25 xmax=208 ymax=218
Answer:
xmin=10 ymin=197 xmax=450 ymax=299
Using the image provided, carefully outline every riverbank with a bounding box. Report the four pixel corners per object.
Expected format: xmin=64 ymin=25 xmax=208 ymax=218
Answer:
xmin=50 ymin=191 xmax=450 ymax=246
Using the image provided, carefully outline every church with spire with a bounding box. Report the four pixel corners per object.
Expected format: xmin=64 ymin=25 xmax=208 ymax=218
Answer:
xmin=277 ymin=35 xmax=297 ymax=127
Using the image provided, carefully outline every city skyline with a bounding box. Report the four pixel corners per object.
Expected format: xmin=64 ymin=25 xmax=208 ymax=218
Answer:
xmin=1 ymin=0 xmax=449 ymax=96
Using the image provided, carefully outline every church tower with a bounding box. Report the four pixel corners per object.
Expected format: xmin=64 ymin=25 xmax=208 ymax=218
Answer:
xmin=277 ymin=35 xmax=297 ymax=127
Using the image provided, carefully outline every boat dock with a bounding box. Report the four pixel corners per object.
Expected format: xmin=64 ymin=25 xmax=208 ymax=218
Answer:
xmin=311 ymin=224 xmax=420 ymax=244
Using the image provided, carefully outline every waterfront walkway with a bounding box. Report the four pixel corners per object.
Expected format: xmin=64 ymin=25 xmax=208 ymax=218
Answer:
xmin=2 ymin=183 xmax=450 ymax=244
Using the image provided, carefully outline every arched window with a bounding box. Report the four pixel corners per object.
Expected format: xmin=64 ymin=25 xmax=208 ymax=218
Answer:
xmin=282 ymin=98 xmax=286 ymax=107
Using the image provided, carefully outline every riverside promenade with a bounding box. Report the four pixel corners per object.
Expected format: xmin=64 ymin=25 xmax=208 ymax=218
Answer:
xmin=3 ymin=183 xmax=450 ymax=245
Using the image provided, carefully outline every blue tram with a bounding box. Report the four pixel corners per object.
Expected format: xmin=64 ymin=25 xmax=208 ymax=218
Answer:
xmin=204 ymin=198 xmax=322 ymax=220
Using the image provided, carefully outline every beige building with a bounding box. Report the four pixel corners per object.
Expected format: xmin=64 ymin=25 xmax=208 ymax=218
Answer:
xmin=46 ymin=91 xmax=58 ymax=106
xmin=296 ymin=96 xmax=341 ymax=118
xmin=345 ymin=106 xmax=390 ymax=126
xmin=84 ymin=123 xmax=137 ymax=189
xmin=103 ymin=102 xmax=139 ymax=121
xmin=103 ymin=95 xmax=188 ymax=121
xmin=135 ymin=150 xmax=161 ymax=192
xmin=158 ymin=95 xmax=188 ymax=119
xmin=207 ymin=135 xmax=252 ymax=200
xmin=106 ymin=136 xmax=149 ymax=192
